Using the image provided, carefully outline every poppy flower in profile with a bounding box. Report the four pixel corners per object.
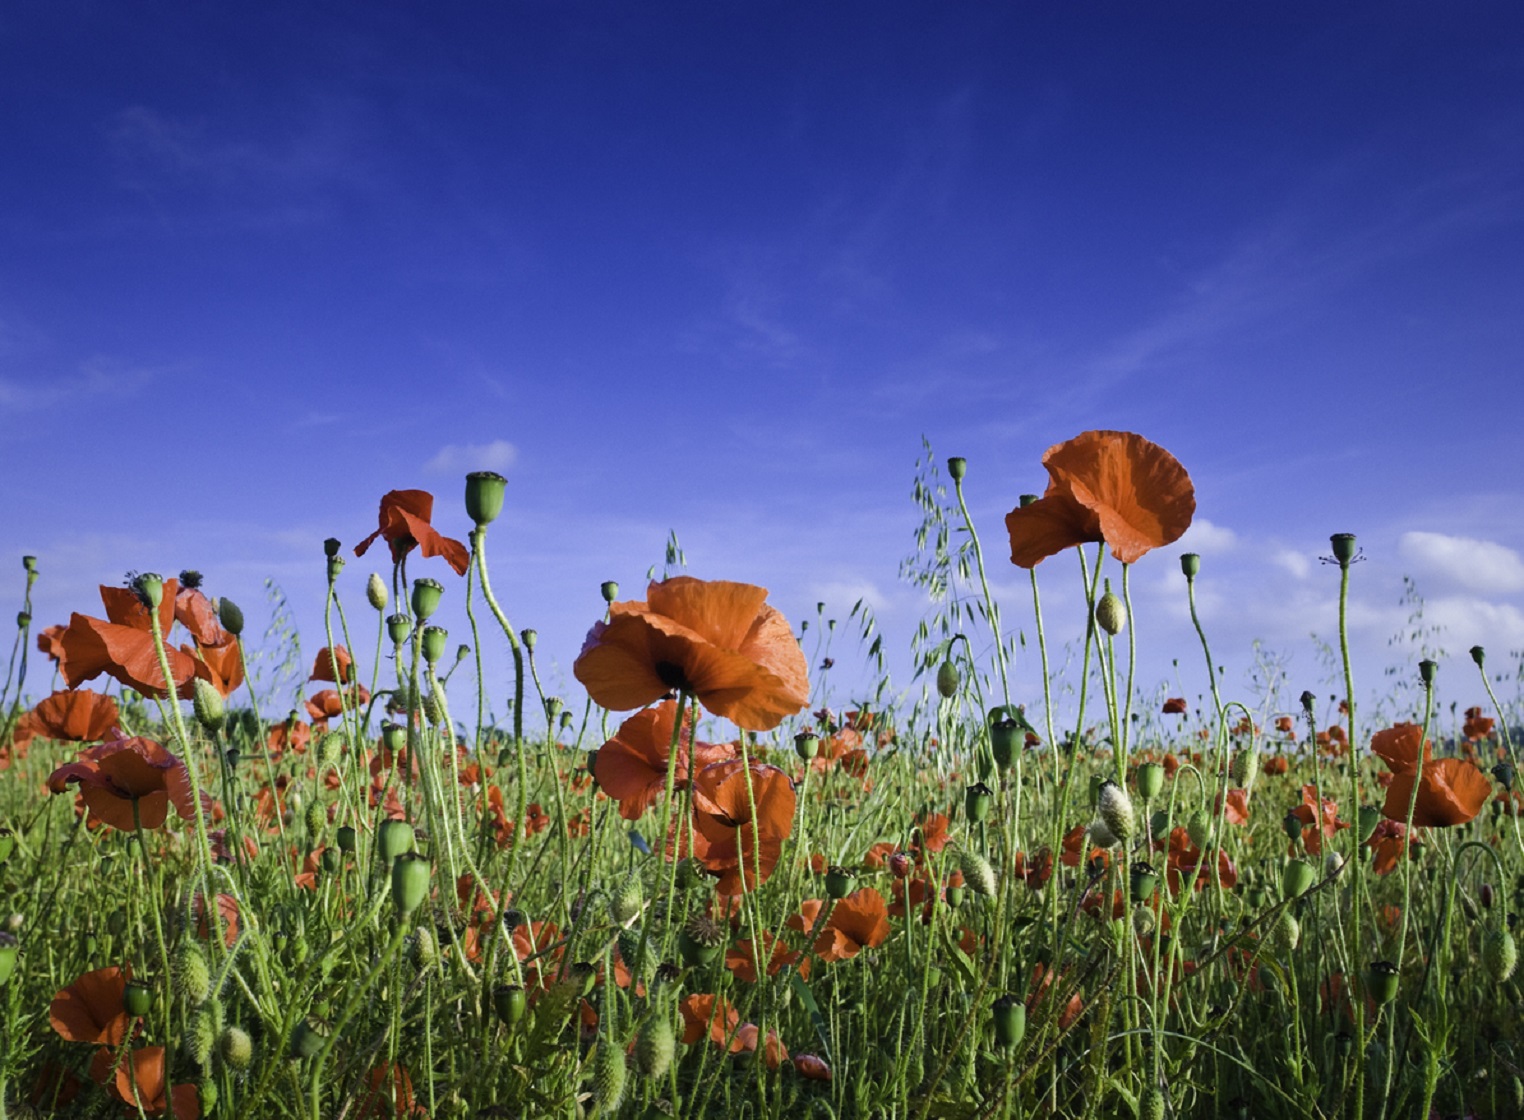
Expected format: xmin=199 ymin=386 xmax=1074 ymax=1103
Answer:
xmin=354 ymin=490 xmax=470 ymax=576
xmin=690 ymin=758 xmax=797 ymax=894
xmin=36 ymin=624 xmax=66 ymax=664
xmin=173 ymin=580 xmax=227 ymax=647
xmin=111 ymin=1047 xmax=201 ymax=1118
xmin=57 ymin=579 xmax=199 ymax=699
xmin=16 ymin=689 xmax=120 ymax=745
xmin=310 ymin=645 xmax=355 ymax=684
xmin=593 ymin=700 xmax=736 ymax=820
xmin=735 ymin=1023 xmax=789 ymax=1069
xmin=47 ymin=734 xmax=198 ymax=832
xmin=305 ymin=685 xmax=370 ymax=723
xmin=573 ymin=576 xmax=810 ymax=732
xmin=1373 ymin=722 xmax=1490 ymax=827
xmin=1161 ymin=697 xmax=1188 ymax=715
xmin=1367 ymin=819 xmax=1421 ymax=876
xmin=815 ymin=887 xmax=891 ymax=962
xmin=726 ymin=932 xmax=807 ymax=983
xmin=50 ymin=965 xmax=132 ymax=1045
xmin=1005 ymin=430 xmax=1195 ymax=569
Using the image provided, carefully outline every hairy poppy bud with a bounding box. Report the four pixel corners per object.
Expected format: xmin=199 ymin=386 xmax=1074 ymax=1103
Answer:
xmin=635 ymin=1013 xmax=676 ymax=1079
xmin=992 ymin=994 xmax=1026 ymax=1048
xmin=421 ymin=625 xmax=448 ymax=665
xmin=493 ymin=984 xmax=528 ymax=1027
xmin=386 ymin=614 xmax=412 ymax=645
xmin=1330 ymin=533 xmax=1358 ymax=566
xmin=610 ymin=878 xmax=642 ymax=926
xmin=1187 ymin=809 xmax=1212 ymax=850
xmin=391 ymin=852 xmax=431 ymax=914
xmin=1135 ymin=763 xmax=1165 ymax=801
xmin=193 ymin=679 xmax=225 ymax=734
xmin=1230 ymin=745 xmax=1259 ymax=790
xmin=1282 ymin=859 xmax=1315 ymax=899
xmin=378 ymin=819 xmax=415 ymax=864
xmin=593 ymin=1039 xmax=627 ymax=1115
xmin=936 ymin=659 xmax=960 ymax=699
xmin=410 ymin=925 xmax=438 ymax=970
xmin=1324 ymin=851 xmax=1345 ymax=879
xmin=959 ymin=849 xmax=998 ymax=896
xmin=989 ymin=707 xmax=1019 ymax=770
xmin=366 ymin=573 xmax=388 ymax=612
xmin=303 ymin=801 xmax=325 ymax=838
xmin=1095 ymin=591 xmax=1126 ymax=636
xmin=618 ymin=929 xmax=657 ymax=986
xmin=947 ymin=456 xmax=967 ymax=481
xmin=825 ymin=865 xmax=855 ymax=899
xmin=1483 ymin=927 xmax=1518 ymax=983
xmin=1097 ymin=780 xmax=1135 ymax=842
xmin=219 ymin=1025 xmax=253 ymax=1071
xmin=290 ymin=1018 xmax=326 ymax=1060
xmin=465 ymin=471 xmax=507 ymax=528
xmin=1266 ymin=910 xmax=1300 ymax=955
xmin=410 ymin=579 xmax=443 ymax=622
xmin=186 ymin=1007 xmax=215 ymax=1064
xmin=1139 ymin=1086 xmax=1166 ymax=1120
xmin=175 ymin=942 xmax=212 ymax=1005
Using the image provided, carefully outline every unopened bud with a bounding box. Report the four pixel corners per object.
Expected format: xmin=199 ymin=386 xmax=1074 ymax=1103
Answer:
xmin=217 ymin=597 xmax=244 ymax=637
xmin=1095 ymin=591 xmax=1126 ymax=636
xmin=193 ymin=679 xmax=225 ymax=733
xmin=1097 ymin=780 xmax=1135 ymax=842
xmin=367 ymin=573 xmax=388 ymax=611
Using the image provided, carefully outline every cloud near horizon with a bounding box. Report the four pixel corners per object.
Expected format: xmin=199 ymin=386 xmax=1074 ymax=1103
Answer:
xmin=424 ymin=439 xmax=518 ymax=476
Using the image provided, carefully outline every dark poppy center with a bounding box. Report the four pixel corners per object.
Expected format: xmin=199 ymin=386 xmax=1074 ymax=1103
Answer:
xmin=655 ymin=660 xmax=692 ymax=692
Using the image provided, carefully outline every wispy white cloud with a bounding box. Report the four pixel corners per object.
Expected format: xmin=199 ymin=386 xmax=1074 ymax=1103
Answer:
xmin=1398 ymin=530 xmax=1524 ymax=594
xmin=0 ymin=357 xmax=157 ymax=411
xmin=1178 ymin=518 xmax=1237 ymax=555
xmin=424 ymin=439 xmax=517 ymax=476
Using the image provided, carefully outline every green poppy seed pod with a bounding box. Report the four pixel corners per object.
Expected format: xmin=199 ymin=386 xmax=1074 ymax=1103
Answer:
xmin=1282 ymin=859 xmax=1315 ymax=899
xmin=635 ymin=1013 xmax=676 ymax=1079
xmin=1471 ymin=645 xmax=1486 ymax=667
xmin=959 ymin=848 xmax=998 ymax=896
xmin=290 ymin=1018 xmax=326 ymax=1060
xmin=936 ymin=659 xmax=960 ymax=699
xmin=989 ymin=707 xmax=1019 ymax=770
xmin=1483 ymin=927 xmax=1518 ymax=983
xmin=1267 ymin=910 xmax=1301 ymax=955
xmin=386 ymin=613 xmax=412 ymax=645
xmin=825 ymin=865 xmax=855 ymax=899
xmin=1187 ymin=809 xmax=1212 ymax=850
xmin=192 ymin=678 xmax=225 ymax=734
xmin=421 ymin=625 xmax=448 ymax=665
xmin=15 ymin=611 xmax=29 ymax=628
xmin=493 ymin=984 xmax=528 ymax=1027
xmin=1136 ymin=763 xmax=1165 ymax=801
xmin=186 ymin=1008 xmax=216 ymax=1064
xmin=323 ymin=538 xmax=341 ymax=559
xmin=219 ymin=1025 xmax=253 ymax=1071
xmin=945 ymin=456 xmax=967 ymax=481
xmin=676 ymin=857 xmax=706 ymax=890
xmin=1365 ymin=959 xmax=1399 ymax=1005
xmin=1281 ymin=810 xmax=1305 ymax=844
xmin=391 ymin=852 xmax=431 ymax=914
xmin=991 ymin=994 xmax=1026 ymax=1048
xmin=133 ymin=572 xmax=164 ymax=609
xmin=1019 ymin=494 xmax=1039 ymax=508
xmin=1419 ymin=659 xmax=1437 ymax=686
xmin=1230 ymin=745 xmax=1259 ymax=791
xmin=1180 ymin=552 xmax=1201 ymax=579
xmin=381 ymin=722 xmax=406 ymax=753
xmin=610 ymin=878 xmax=642 ymax=926
xmin=1357 ymin=805 xmax=1381 ymax=844
xmin=336 ymin=825 xmax=357 ymax=853
xmin=1150 ymin=809 xmax=1171 ymax=842
xmin=521 ymin=628 xmax=538 ymax=651
xmin=303 ymin=801 xmax=325 ymax=838
xmin=175 ymin=942 xmax=212 ymax=1005
xmin=1139 ymin=1085 xmax=1166 ymax=1120
xmin=326 ymin=554 xmax=345 ymax=583
xmin=378 ymin=819 xmax=415 ymax=864
xmin=465 ymin=470 xmax=508 ymax=528
xmin=366 ymin=573 xmax=388 ymax=612
xmin=794 ymin=732 xmax=820 ymax=761
xmin=0 ymin=932 xmax=17 ymax=987
xmin=127 ymin=981 xmax=156 ymax=1020
xmin=593 ymin=1038 xmax=627 ymax=1115
xmin=1095 ymin=591 xmax=1126 ymax=636
xmin=1330 ymin=533 xmax=1358 ymax=566
xmin=679 ymin=914 xmax=726 ymax=967
xmin=321 ymin=848 xmax=340 ymax=874
xmin=946 ymin=884 xmax=966 ymax=907
xmin=410 ymin=578 xmax=443 ymax=622
xmin=1129 ymin=862 xmax=1159 ymax=903
xmin=1300 ymin=689 xmax=1317 ymax=714
xmin=21 ymin=555 xmax=36 ymax=574
xmin=1097 ymin=780 xmax=1135 ymax=842
xmin=965 ymin=782 xmax=994 ymax=823
xmin=600 ymin=580 xmax=620 ymax=604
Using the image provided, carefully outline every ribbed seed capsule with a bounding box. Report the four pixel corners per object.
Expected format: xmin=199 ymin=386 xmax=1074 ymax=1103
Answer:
xmin=175 ymin=942 xmax=212 ymax=1005
xmin=1483 ymin=928 xmax=1518 ymax=983
xmin=592 ymin=1039 xmax=627 ymax=1115
xmin=958 ymin=849 xmax=998 ymax=897
xmin=635 ymin=1013 xmax=676 ymax=1079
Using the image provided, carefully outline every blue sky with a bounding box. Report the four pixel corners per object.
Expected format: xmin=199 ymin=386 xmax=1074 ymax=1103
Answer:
xmin=4 ymin=3 xmax=1524 ymax=736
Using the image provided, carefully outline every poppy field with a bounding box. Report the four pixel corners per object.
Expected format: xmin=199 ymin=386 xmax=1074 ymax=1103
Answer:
xmin=1 ymin=430 xmax=1521 ymax=1119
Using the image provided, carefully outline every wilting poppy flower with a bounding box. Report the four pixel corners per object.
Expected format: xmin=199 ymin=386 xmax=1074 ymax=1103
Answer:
xmin=110 ymin=1047 xmax=200 ymax=1118
xmin=1162 ymin=697 xmax=1188 ymax=715
xmin=1373 ymin=722 xmax=1490 ymax=827
xmin=914 ymin=812 xmax=951 ymax=854
xmin=573 ymin=577 xmax=810 ymax=732
xmin=794 ymin=1054 xmax=832 ymax=1081
xmin=815 ymin=888 xmax=891 ymax=962
xmin=593 ymin=700 xmax=735 ymax=820
xmin=51 ymin=965 xmax=132 ymax=1045
xmin=354 ymin=490 xmax=469 ymax=575
xmin=690 ymin=758 xmax=797 ymax=894
xmin=57 ymin=579 xmax=199 ymax=699
xmin=16 ymin=689 xmax=120 ymax=745
xmin=681 ymin=993 xmax=744 ymax=1052
xmin=47 ymin=734 xmax=198 ymax=832
xmin=1005 ymin=431 xmax=1195 ymax=568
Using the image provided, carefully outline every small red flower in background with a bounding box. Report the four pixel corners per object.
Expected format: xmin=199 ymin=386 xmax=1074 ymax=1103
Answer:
xmin=354 ymin=490 xmax=470 ymax=576
xmin=36 ymin=623 xmax=66 ymax=664
xmin=680 ymin=993 xmax=743 ymax=1052
xmin=794 ymin=1054 xmax=832 ymax=1081
xmin=1372 ymin=722 xmax=1490 ymax=827
xmin=1162 ymin=697 xmax=1188 ymax=715
xmin=1005 ymin=430 xmax=1195 ymax=568
xmin=12 ymin=689 xmax=120 ymax=750
xmin=47 ymin=735 xmax=198 ymax=832
xmin=1463 ymin=706 xmax=1495 ymax=742
xmin=1288 ymin=784 xmax=1349 ymax=855
xmin=50 ymin=965 xmax=132 ymax=1045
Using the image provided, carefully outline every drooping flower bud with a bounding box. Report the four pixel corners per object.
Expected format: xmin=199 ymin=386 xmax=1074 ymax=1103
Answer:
xmin=1230 ymin=744 xmax=1259 ymax=791
xmin=635 ymin=1013 xmax=676 ymax=1079
xmin=175 ymin=942 xmax=212 ymax=1005
xmin=593 ymin=1038 xmax=627 ymax=1115
xmin=216 ymin=596 xmax=244 ymax=637
xmin=1483 ymin=927 xmax=1518 ymax=983
xmin=465 ymin=471 xmax=508 ymax=528
xmin=936 ymin=659 xmax=960 ymax=699
xmin=1097 ymin=780 xmax=1135 ymax=842
xmin=1266 ymin=910 xmax=1300 ymax=955
xmin=610 ymin=878 xmax=642 ymax=926
xmin=1187 ymin=809 xmax=1212 ymax=850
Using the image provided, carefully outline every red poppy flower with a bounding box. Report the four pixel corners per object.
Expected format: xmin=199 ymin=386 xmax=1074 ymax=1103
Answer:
xmin=1367 ymin=819 xmax=1421 ymax=875
xmin=57 ymin=579 xmax=199 ymax=699
xmin=47 ymin=734 xmax=198 ymax=832
xmin=36 ymin=623 xmax=66 ymax=664
xmin=726 ymin=932 xmax=806 ymax=983
xmin=794 ymin=1054 xmax=832 ymax=1081
xmin=593 ymin=700 xmax=736 ymax=820
xmin=573 ymin=576 xmax=810 ymax=732
xmin=1004 ymin=431 xmax=1195 ymax=568
xmin=1013 ymin=848 xmax=1054 ymax=889
xmin=174 ymin=583 xmax=228 ymax=647
xmin=305 ymin=685 xmax=370 ymax=723
xmin=1463 ymin=706 xmax=1495 ymax=742
xmin=1161 ymin=697 xmax=1188 ymax=715
xmin=815 ymin=887 xmax=891 ymax=962
xmin=310 ymin=645 xmax=355 ymax=684
xmin=354 ymin=1062 xmax=425 ymax=1120
xmin=681 ymin=993 xmax=744 ymax=1051
xmin=187 ymin=634 xmax=245 ymax=698
xmin=16 ymin=689 xmax=119 ymax=745
xmin=194 ymin=892 xmax=240 ymax=948
xmin=1288 ymin=784 xmax=1349 ymax=855
xmin=354 ymin=489 xmax=469 ymax=575
xmin=735 ymin=1023 xmax=788 ymax=1069
xmin=690 ymin=758 xmax=796 ymax=894
xmin=1218 ymin=788 xmax=1250 ymax=827
xmin=50 ymin=965 xmax=132 ymax=1045
xmin=787 ymin=899 xmax=825 ymax=936
xmin=1159 ymin=827 xmax=1237 ymax=893
xmin=109 ymin=1047 xmax=200 ymax=1118
xmin=1263 ymin=755 xmax=1289 ymax=776
xmin=1373 ymin=722 xmax=1490 ymax=828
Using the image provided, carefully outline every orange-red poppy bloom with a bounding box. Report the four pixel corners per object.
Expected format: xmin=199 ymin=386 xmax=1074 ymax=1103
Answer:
xmin=57 ymin=579 xmax=199 ymax=699
xmin=726 ymin=932 xmax=807 ymax=983
xmin=1160 ymin=827 xmax=1237 ymax=893
xmin=15 ymin=689 xmax=120 ymax=746
xmin=593 ymin=700 xmax=735 ymax=820
xmin=1004 ymin=430 xmax=1195 ymax=568
xmin=47 ymin=735 xmax=198 ymax=832
xmin=1367 ymin=819 xmax=1421 ymax=875
xmin=310 ymin=645 xmax=355 ymax=684
xmin=573 ymin=577 xmax=809 ymax=732
xmin=355 ymin=489 xmax=469 ymax=575
xmin=354 ymin=1062 xmax=425 ymax=1120
xmin=1263 ymin=755 xmax=1289 ymax=776
xmin=109 ymin=1047 xmax=200 ymax=1118
xmin=1288 ymin=784 xmax=1349 ymax=855
xmin=1161 ymin=697 xmax=1188 ymax=715
xmin=37 ymin=623 xmax=66 ymax=664
xmin=50 ymin=965 xmax=132 ymax=1045
xmin=735 ymin=1023 xmax=788 ymax=1069
xmin=690 ymin=758 xmax=797 ymax=894
xmin=815 ymin=887 xmax=891 ymax=962
xmin=1373 ymin=722 xmax=1490 ymax=828
xmin=1218 ymin=788 xmax=1250 ymax=827
xmin=305 ymin=685 xmax=370 ymax=723
xmin=174 ymin=581 xmax=228 ymax=647
xmin=680 ymin=993 xmax=744 ymax=1052
xmin=794 ymin=1054 xmax=832 ymax=1081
